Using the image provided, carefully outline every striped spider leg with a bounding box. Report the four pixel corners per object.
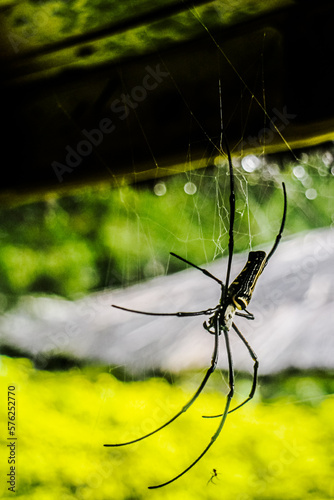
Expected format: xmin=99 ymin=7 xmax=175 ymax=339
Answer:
xmin=104 ymin=137 xmax=287 ymax=488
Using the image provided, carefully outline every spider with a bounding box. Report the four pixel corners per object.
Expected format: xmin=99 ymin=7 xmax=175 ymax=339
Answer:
xmin=207 ymin=468 xmax=219 ymax=485
xmin=104 ymin=136 xmax=287 ymax=489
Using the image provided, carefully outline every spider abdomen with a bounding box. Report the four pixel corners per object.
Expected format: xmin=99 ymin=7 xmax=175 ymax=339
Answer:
xmin=228 ymin=251 xmax=267 ymax=310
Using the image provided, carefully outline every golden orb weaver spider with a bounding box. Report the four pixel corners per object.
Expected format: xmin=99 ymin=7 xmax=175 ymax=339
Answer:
xmin=104 ymin=135 xmax=287 ymax=489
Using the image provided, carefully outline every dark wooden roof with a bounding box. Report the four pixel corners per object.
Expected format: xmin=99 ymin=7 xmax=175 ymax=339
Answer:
xmin=2 ymin=0 xmax=334 ymax=203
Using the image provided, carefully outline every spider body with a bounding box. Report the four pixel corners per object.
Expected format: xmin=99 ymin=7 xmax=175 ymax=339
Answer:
xmin=203 ymin=302 xmax=235 ymax=335
xmin=105 ymin=138 xmax=287 ymax=489
xmin=204 ymin=250 xmax=267 ymax=335
xmin=229 ymin=250 xmax=267 ymax=310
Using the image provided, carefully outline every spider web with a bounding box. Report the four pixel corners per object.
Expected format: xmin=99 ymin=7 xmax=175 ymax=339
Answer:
xmin=3 ymin=0 xmax=333 ymax=398
xmin=104 ymin=22 xmax=282 ymax=287
xmin=101 ymin=25 xmax=334 ymax=485
xmin=101 ymin=5 xmax=325 ymax=292
xmin=95 ymin=7 xmax=333 ymax=399
xmin=4 ymin=1 xmax=329 ymax=385
xmin=89 ymin=4 xmax=334 ymax=392
xmin=2 ymin=5 xmax=334 ymax=498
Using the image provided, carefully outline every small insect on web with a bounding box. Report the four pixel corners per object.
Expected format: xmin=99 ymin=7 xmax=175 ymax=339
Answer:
xmin=104 ymin=135 xmax=287 ymax=489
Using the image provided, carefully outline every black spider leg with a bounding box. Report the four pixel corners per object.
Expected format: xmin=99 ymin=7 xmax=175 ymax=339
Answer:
xmin=170 ymin=252 xmax=223 ymax=285
xmin=202 ymin=321 xmax=258 ymax=418
xmin=235 ymin=309 xmax=254 ymax=320
xmin=112 ymin=249 xmax=225 ymax=319
xmin=264 ymin=182 xmax=287 ymax=267
xmin=104 ymin=310 xmax=220 ymax=449
xmin=112 ymin=304 xmax=219 ymax=318
xmin=229 ymin=322 xmax=258 ymax=413
xmin=148 ymin=316 xmax=235 ymax=489
xmin=222 ymin=132 xmax=235 ymax=296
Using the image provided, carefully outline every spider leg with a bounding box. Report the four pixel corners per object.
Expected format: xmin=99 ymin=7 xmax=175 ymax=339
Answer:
xmin=264 ymin=182 xmax=287 ymax=266
xmin=148 ymin=317 xmax=234 ymax=489
xmin=235 ymin=309 xmax=254 ymax=320
xmin=112 ymin=304 xmax=219 ymax=317
xmin=104 ymin=313 xmax=220 ymax=449
xmin=170 ymin=252 xmax=223 ymax=285
xmin=202 ymin=321 xmax=258 ymax=418
xmin=222 ymin=133 xmax=235 ymax=296
xmin=228 ymin=322 xmax=258 ymax=413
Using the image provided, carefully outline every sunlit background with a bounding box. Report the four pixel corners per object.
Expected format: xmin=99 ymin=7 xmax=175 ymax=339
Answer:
xmin=1 ymin=1 xmax=334 ymax=499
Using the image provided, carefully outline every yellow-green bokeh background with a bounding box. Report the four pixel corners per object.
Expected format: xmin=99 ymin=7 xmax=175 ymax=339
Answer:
xmin=1 ymin=356 xmax=334 ymax=499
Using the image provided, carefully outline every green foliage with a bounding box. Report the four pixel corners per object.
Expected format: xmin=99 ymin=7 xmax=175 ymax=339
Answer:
xmin=1 ymin=356 xmax=333 ymax=499
xmin=0 ymin=147 xmax=333 ymax=310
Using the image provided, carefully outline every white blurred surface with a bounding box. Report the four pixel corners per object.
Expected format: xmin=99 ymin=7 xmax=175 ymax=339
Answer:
xmin=1 ymin=227 xmax=334 ymax=374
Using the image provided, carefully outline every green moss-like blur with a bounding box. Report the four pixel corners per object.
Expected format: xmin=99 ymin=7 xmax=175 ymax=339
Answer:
xmin=3 ymin=0 xmax=290 ymax=66
xmin=0 ymin=356 xmax=333 ymax=499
